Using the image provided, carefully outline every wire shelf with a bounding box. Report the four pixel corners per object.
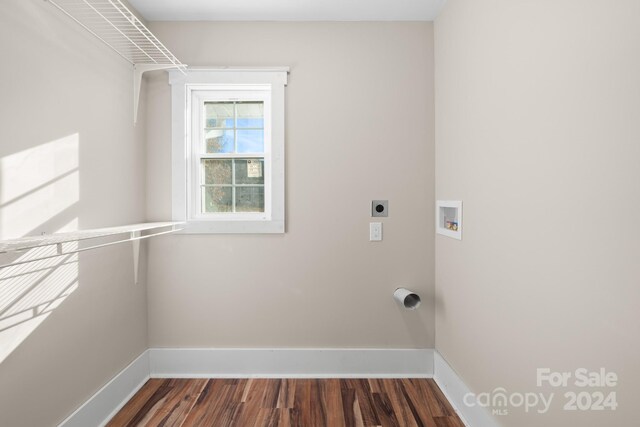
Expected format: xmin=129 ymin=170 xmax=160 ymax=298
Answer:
xmin=0 ymin=222 xmax=181 ymax=254
xmin=0 ymin=222 xmax=184 ymax=271
xmin=46 ymin=0 xmax=188 ymax=122
xmin=47 ymin=0 xmax=186 ymax=70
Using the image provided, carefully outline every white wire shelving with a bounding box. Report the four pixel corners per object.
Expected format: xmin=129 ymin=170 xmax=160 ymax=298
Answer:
xmin=45 ymin=0 xmax=188 ymax=123
xmin=0 ymin=222 xmax=184 ymax=281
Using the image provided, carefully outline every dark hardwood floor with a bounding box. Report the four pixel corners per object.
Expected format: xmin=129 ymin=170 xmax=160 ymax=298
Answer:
xmin=107 ymin=378 xmax=465 ymax=427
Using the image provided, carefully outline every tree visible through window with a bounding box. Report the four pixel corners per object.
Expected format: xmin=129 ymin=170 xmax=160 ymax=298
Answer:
xmin=172 ymin=69 xmax=286 ymax=233
xmin=201 ymin=101 xmax=265 ymax=213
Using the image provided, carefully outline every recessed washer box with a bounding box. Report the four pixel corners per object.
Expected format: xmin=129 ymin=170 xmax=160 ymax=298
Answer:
xmin=436 ymin=200 xmax=462 ymax=240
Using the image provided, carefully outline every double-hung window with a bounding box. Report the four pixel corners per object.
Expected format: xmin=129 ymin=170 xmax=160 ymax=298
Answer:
xmin=194 ymin=90 xmax=269 ymax=216
xmin=170 ymin=69 xmax=287 ymax=233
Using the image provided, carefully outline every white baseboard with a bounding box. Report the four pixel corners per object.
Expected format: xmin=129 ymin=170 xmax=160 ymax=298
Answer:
xmin=433 ymin=351 xmax=499 ymax=427
xmin=58 ymin=350 xmax=150 ymax=427
xmin=63 ymin=348 xmax=498 ymax=427
xmin=149 ymin=348 xmax=434 ymax=378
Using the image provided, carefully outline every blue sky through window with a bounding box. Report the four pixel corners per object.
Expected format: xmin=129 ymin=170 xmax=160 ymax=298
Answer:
xmin=237 ymin=129 xmax=263 ymax=152
xmin=237 ymin=118 xmax=263 ymax=128
xmin=205 ymin=102 xmax=264 ymax=153
xmin=205 ymin=119 xmax=263 ymax=153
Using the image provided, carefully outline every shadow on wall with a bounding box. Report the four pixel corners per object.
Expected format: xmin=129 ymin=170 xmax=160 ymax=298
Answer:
xmin=0 ymin=134 xmax=80 ymax=363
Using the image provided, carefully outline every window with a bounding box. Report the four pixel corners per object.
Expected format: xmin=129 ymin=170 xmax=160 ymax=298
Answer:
xmin=170 ymin=69 xmax=287 ymax=233
xmin=193 ymin=93 xmax=269 ymax=217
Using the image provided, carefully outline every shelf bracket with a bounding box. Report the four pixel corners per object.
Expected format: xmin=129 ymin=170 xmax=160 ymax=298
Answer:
xmin=131 ymin=231 xmax=141 ymax=284
xmin=134 ymin=64 xmax=186 ymax=124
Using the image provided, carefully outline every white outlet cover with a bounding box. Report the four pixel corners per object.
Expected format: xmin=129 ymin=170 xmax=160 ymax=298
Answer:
xmin=370 ymin=222 xmax=382 ymax=241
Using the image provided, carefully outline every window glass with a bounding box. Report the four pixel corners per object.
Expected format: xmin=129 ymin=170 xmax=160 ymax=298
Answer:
xmin=200 ymin=100 xmax=267 ymax=215
xmin=237 ymin=130 xmax=264 ymax=153
xmin=235 ymin=159 xmax=264 ymax=185
xmin=236 ymin=102 xmax=264 ymax=128
xmin=205 ymin=103 xmax=234 ymax=128
xmin=204 ymin=101 xmax=264 ymax=153
xmin=202 ymin=159 xmax=232 ymax=185
xmin=205 ymin=129 xmax=234 ymax=153
xmin=201 ymin=159 xmax=265 ymax=213
xmin=203 ymin=187 xmax=232 ymax=213
xmin=236 ymin=187 xmax=264 ymax=212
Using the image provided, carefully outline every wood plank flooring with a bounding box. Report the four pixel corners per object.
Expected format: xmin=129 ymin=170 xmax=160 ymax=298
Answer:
xmin=107 ymin=378 xmax=464 ymax=427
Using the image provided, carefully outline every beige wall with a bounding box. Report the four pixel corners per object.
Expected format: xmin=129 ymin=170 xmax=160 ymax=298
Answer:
xmin=145 ymin=22 xmax=435 ymax=348
xmin=435 ymin=1 xmax=640 ymax=426
xmin=0 ymin=1 xmax=148 ymax=426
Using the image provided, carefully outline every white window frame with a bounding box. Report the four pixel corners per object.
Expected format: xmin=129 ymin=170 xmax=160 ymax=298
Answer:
xmin=170 ymin=68 xmax=288 ymax=233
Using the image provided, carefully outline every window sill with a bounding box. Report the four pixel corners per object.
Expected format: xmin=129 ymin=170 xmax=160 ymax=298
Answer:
xmin=176 ymin=219 xmax=284 ymax=234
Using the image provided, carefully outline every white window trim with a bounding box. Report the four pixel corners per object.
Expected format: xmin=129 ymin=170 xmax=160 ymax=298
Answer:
xmin=170 ymin=68 xmax=288 ymax=234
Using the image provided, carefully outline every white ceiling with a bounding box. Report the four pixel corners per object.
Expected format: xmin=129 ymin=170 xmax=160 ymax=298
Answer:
xmin=127 ymin=0 xmax=446 ymax=21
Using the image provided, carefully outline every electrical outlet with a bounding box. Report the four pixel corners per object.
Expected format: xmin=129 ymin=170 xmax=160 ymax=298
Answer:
xmin=371 ymin=200 xmax=388 ymax=217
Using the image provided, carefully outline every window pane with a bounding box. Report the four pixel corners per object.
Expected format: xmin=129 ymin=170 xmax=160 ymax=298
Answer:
xmin=202 ymin=159 xmax=232 ymax=185
xmin=235 ymin=159 xmax=264 ymax=185
xmin=237 ymin=129 xmax=264 ymax=153
xmin=203 ymin=186 xmax=232 ymax=212
xmin=236 ymin=102 xmax=264 ymax=128
xmin=205 ymin=102 xmax=234 ymax=128
xmin=236 ymin=187 xmax=264 ymax=212
xmin=205 ymin=129 xmax=234 ymax=153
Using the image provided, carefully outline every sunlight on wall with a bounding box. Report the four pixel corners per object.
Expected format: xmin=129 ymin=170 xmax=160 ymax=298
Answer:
xmin=0 ymin=135 xmax=80 ymax=363
xmin=0 ymin=134 xmax=79 ymax=240
xmin=0 ymin=246 xmax=78 ymax=363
